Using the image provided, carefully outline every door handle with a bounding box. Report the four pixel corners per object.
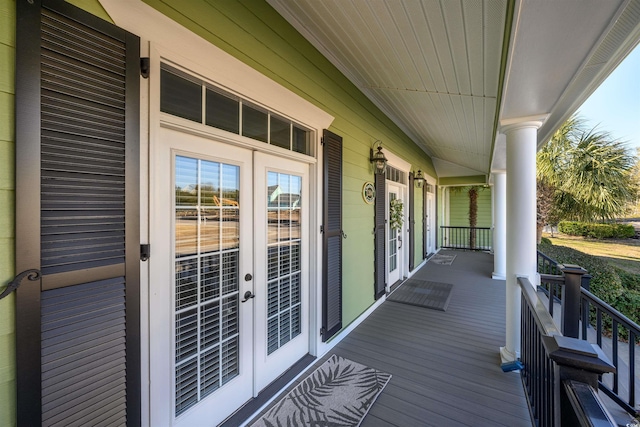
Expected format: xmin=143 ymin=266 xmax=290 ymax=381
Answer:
xmin=398 ymin=236 xmax=403 ymax=249
xmin=241 ymin=291 xmax=255 ymax=303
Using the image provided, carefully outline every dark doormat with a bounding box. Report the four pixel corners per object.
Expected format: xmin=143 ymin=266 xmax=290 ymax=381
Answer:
xmin=387 ymin=279 xmax=453 ymax=311
xmin=429 ymin=253 xmax=456 ymax=265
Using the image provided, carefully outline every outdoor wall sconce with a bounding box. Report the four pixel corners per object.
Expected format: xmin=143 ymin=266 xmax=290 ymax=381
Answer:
xmin=370 ymin=140 xmax=388 ymax=174
xmin=414 ymin=170 xmax=424 ymax=188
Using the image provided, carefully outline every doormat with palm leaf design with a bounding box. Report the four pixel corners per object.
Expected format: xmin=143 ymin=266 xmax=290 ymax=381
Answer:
xmin=250 ymin=354 xmax=391 ymax=427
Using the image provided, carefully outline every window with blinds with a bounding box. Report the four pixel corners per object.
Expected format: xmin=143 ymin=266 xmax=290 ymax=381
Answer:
xmin=266 ymin=172 xmax=303 ymax=354
xmin=174 ymin=155 xmax=241 ymax=416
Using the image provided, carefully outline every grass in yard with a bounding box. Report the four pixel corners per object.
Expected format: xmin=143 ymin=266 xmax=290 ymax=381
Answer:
xmin=543 ymin=232 xmax=640 ymax=275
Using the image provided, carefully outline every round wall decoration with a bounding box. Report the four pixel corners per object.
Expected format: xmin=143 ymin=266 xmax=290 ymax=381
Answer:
xmin=362 ymin=181 xmax=375 ymax=204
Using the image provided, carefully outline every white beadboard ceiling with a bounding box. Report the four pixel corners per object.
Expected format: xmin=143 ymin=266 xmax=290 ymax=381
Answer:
xmin=268 ymin=0 xmax=640 ymax=178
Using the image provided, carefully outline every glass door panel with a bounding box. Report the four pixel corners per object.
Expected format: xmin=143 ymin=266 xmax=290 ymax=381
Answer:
xmin=254 ymin=152 xmax=309 ymax=393
xmin=150 ymin=127 xmax=253 ymax=427
xmin=174 ymin=156 xmax=241 ymax=416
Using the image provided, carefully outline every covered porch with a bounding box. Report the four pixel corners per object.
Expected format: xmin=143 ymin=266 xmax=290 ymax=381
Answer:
xmin=241 ymin=250 xmax=532 ymax=426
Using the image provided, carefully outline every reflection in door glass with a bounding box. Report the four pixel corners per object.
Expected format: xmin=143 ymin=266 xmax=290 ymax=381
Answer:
xmin=174 ymin=155 xmax=240 ymax=416
xmin=266 ymin=172 xmax=302 ymax=354
xmin=389 ymin=194 xmax=398 ymax=273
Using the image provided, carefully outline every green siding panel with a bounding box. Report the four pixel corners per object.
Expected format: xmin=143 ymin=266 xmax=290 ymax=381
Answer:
xmin=448 ymin=187 xmax=492 ymax=228
xmin=138 ymin=0 xmax=435 ymax=325
xmin=0 ymin=0 xmax=15 ymax=47
xmin=0 ymin=44 xmax=14 ymax=94
xmin=65 ymin=0 xmax=113 ymax=22
xmin=0 ymin=141 xmax=14 ymax=190
xmin=0 ymin=92 xmax=13 ymax=143
xmin=0 ymin=0 xmax=14 ymax=425
xmin=439 ymin=175 xmax=486 ymax=186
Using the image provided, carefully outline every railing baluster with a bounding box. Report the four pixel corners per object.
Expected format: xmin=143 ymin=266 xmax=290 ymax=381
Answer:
xmin=597 ymin=309 xmax=602 ymax=347
xmin=612 ymin=320 xmax=619 ymax=394
xmin=630 ymin=331 xmax=636 ymax=408
xmin=537 ymin=250 xmax=639 ymax=417
xmin=439 ymin=226 xmax=492 ymax=250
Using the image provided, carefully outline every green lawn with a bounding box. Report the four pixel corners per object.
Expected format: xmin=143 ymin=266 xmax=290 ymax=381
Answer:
xmin=543 ymin=232 xmax=640 ymax=275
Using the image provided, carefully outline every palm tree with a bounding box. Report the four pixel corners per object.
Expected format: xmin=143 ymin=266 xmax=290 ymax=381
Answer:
xmin=537 ymin=115 xmax=639 ymax=224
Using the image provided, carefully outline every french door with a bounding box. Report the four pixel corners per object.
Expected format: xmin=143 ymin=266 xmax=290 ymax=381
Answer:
xmin=150 ymin=127 xmax=309 ymax=426
xmin=387 ymin=183 xmax=403 ymax=286
xmin=426 ymin=192 xmax=435 ymax=254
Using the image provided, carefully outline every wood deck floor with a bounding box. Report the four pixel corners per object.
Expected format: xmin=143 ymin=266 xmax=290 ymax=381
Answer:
xmin=246 ymin=250 xmax=533 ymax=426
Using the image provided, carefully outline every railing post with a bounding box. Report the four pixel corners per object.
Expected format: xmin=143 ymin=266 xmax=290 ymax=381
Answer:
xmin=543 ymin=335 xmax=616 ymax=426
xmin=580 ymin=274 xmax=591 ymax=340
xmin=560 ymin=264 xmax=587 ymax=339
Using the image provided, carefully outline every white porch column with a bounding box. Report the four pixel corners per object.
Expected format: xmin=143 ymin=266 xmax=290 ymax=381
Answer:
xmin=500 ymin=116 xmax=546 ymax=364
xmin=492 ymin=171 xmax=506 ymax=280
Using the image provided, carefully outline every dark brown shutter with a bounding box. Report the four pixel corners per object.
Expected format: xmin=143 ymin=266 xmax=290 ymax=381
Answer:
xmin=321 ymin=130 xmax=342 ymax=341
xmin=423 ymin=184 xmax=428 ymax=256
xmin=434 ymin=185 xmax=439 ymax=251
xmin=409 ymin=173 xmax=415 ymax=271
xmin=15 ymin=0 xmax=140 ymax=425
xmin=374 ymin=172 xmax=386 ymax=299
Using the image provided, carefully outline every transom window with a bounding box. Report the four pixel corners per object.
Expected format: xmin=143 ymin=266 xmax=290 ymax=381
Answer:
xmin=385 ymin=165 xmax=406 ymax=184
xmin=160 ymin=65 xmax=313 ymax=156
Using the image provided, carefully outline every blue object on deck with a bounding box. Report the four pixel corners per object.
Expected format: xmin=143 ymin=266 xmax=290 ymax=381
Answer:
xmin=501 ymin=360 xmax=524 ymax=372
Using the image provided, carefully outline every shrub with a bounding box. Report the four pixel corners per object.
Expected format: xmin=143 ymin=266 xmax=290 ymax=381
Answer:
xmin=536 ymin=243 xmax=624 ymax=304
xmin=614 ymin=290 xmax=640 ymax=327
xmin=615 ymin=268 xmax=640 ymax=292
xmin=558 ymin=221 xmax=635 ymax=239
xmin=539 ymin=237 xmax=552 ymax=246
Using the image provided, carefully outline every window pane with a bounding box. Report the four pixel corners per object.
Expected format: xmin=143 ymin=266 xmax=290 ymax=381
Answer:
xmin=206 ymin=89 xmax=239 ymax=133
xmin=242 ymin=104 xmax=268 ymax=143
xmin=270 ymin=116 xmax=290 ymax=149
xmin=161 ymin=68 xmax=202 ymax=123
xmin=293 ymin=126 xmax=311 ymax=155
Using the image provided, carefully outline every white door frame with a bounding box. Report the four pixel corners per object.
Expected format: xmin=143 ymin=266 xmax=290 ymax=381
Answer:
xmin=386 ymin=181 xmax=405 ymax=288
xmin=381 ymin=149 xmax=411 ymax=289
xmin=253 ymin=152 xmax=310 ymax=393
xmin=424 ymin=175 xmax=436 ymax=255
xmin=149 ymin=127 xmax=255 ymax=426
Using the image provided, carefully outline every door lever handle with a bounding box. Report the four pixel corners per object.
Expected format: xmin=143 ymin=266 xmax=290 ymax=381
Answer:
xmin=241 ymin=291 xmax=255 ymax=303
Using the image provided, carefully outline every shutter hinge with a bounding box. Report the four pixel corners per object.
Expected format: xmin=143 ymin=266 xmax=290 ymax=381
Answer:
xmin=320 ymin=225 xmax=324 ymax=234
xmin=320 ymin=137 xmax=325 ymax=145
xmin=140 ymin=244 xmax=151 ymax=261
xmin=0 ymin=269 xmax=40 ymax=300
xmin=320 ymin=327 xmax=326 ymax=336
xmin=140 ymin=57 xmax=150 ymax=79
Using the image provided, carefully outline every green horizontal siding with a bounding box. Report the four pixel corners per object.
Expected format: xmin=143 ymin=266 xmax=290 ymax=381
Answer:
xmin=439 ymin=175 xmax=486 ymax=186
xmin=141 ymin=0 xmax=435 ymax=324
xmin=0 ymin=0 xmax=15 ymax=424
xmin=449 ymin=187 xmax=492 ymax=228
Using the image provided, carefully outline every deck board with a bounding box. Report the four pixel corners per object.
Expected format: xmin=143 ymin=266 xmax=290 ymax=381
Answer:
xmin=245 ymin=250 xmax=532 ymax=427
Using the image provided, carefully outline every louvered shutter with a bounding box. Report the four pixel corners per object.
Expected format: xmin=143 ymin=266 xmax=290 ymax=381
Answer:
xmin=423 ymin=185 xmax=427 ymax=256
xmin=374 ymin=173 xmax=386 ymax=299
xmin=409 ymin=173 xmax=415 ymax=271
xmin=321 ymin=130 xmax=343 ymax=341
xmin=434 ymin=184 xmax=439 ymax=251
xmin=15 ymin=0 xmax=140 ymax=425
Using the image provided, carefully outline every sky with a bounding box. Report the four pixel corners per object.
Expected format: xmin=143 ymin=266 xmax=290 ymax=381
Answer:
xmin=576 ymin=44 xmax=640 ymax=153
